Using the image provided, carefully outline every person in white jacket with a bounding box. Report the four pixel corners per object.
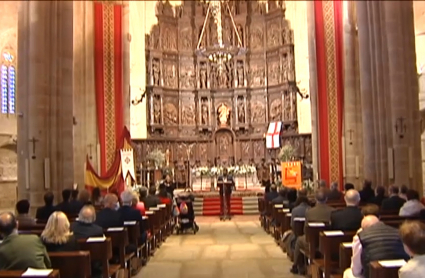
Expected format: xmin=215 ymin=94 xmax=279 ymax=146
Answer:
xmin=399 ymin=189 xmax=424 ymax=217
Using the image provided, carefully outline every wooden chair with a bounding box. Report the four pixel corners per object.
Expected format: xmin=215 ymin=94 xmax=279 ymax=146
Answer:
xmin=0 ymin=270 xmax=60 ymax=278
xmin=78 ymin=237 xmax=121 ymax=278
xmin=369 ymin=261 xmax=404 ymax=278
xmin=49 ymin=251 xmax=91 ymax=278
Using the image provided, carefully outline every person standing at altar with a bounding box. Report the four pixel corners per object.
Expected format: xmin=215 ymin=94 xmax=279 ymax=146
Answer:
xmin=160 ymin=174 xmax=176 ymax=197
xmin=260 ymin=159 xmax=271 ymax=193
xmin=218 ymin=168 xmax=234 ymax=220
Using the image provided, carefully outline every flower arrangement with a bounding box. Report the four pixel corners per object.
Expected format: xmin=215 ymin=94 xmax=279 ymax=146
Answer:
xmin=302 ymin=179 xmax=314 ymax=193
xmin=191 ymin=165 xmax=257 ymax=177
xmin=278 ymin=144 xmax=296 ymax=162
xmin=146 ymin=149 xmax=165 ymax=168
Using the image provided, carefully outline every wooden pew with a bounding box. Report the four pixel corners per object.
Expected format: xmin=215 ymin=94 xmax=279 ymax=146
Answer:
xmin=339 ymin=242 xmax=352 ymax=271
xmin=78 ymin=237 xmax=121 ymax=278
xmin=272 ymin=204 xmax=284 ymax=240
xmin=18 ymin=223 xmax=46 ymax=231
xmin=304 ymin=222 xmax=327 ymax=265
xmin=313 ymin=230 xmax=356 ymax=278
xmin=369 ymin=260 xmax=405 ymax=278
xmin=0 ymin=270 xmax=60 ymax=278
xmin=49 ymin=251 xmax=91 ymax=278
xmin=293 ymin=218 xmax=305 ymax=237
xmin=105 ymin=228 xmax=134 ymax=278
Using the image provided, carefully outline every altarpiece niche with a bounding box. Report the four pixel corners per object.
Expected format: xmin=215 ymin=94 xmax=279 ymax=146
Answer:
xmin=133 ymin=0 xmax=311 ymax=178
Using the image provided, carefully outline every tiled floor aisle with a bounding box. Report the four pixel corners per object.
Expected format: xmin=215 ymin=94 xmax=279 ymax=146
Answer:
xmin=137 ymin=216 xmax=299 ymax=278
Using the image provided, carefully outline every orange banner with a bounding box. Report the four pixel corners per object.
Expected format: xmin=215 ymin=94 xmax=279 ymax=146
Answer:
xmin=281 ymin=161 xmax=302 ymax=189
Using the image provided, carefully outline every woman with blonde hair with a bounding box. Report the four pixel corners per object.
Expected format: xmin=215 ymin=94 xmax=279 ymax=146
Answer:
xmin=41 ymin=211 xmax=79 ymax=252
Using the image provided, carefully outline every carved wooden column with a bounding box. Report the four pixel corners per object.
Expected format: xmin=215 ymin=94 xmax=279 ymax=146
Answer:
xmin=17 ymin=1 xmax=74 ymax=207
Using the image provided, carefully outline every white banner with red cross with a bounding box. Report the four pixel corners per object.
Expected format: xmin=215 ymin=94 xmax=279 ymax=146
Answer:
xmin=266 ymin=122 xmax=282 ymax=149
xmin=120 ymin=149 xmax=135 ymax=180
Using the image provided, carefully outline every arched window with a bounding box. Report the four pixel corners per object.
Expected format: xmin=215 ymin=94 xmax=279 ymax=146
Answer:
xmin=1 ymin=51 xmax=16 ymax=114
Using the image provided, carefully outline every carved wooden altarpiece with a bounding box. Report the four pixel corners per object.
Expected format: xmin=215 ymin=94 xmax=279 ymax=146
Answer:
xmin=133 ymin=0 xmax=312 ymax=179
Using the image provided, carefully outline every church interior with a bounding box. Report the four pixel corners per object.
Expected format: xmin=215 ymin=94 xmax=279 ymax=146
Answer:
xmin=0 ymin=1 xmax=425 ymax=278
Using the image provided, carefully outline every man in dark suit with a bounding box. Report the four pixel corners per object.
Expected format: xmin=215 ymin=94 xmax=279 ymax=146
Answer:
xmin=0 ymin=212 xmax=51 ymax=270
xmin=272 ymin=187 xmax=288 ymax=205
xmin=381 ymin=185 xmax=406 ymax=212
xmin=330 ymin=189 xmax=363 ymax=231
xmin=118 ymin=190 xmax=147 ymax=244
xmin=327 ymin=182 xmax=343 ymax=201
xmin=36 ymin=191 xmax=56 ymax=221
xmin=70 ymin=205 xmax=104 ymax=239
xmin=217 ymin=168 xmax=234 ymax=220
xmin=265 ymin=185 xmax=279 ymax=202
xmin=95 ymin=194 xmax=123 ymax=229
xmin=291 ymin=189 xmax=336 ymax=274
xmin=55 ymin=189 xmax=73 ymax=215
xmin=140 ymin=186 xmax=161 ymax=210
xmin=359 ymin=180 xmax=375 ymax=203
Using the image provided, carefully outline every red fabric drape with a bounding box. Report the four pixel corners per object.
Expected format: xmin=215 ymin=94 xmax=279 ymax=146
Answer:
xmin=85 ymin=127 xmax=132 ymax=194
xmin=94 ymin=2 xmax=124 ymax=175
xmin=94 ymin=3 xmax=106 ymax=174
xmin=334 ymin=1 xmax=344 ymax=189
xmin=314 ymin=1 xmax=330 ymax=183
xmin=314 ymin=1 xmax=344 ymax=187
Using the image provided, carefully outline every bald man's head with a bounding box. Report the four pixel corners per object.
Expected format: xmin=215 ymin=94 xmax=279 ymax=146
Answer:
xmin=103 ymin=193 xmax=118 ymax=209
xmin=0 ymin=212 xmax=17 ymax=236
xmin=78 ymin=205 xmax=96 ymax=224
xmin=361 ymin=215 xmax=379 ymax=229
xmin=344 ymin=189 xmax=360 ymax=206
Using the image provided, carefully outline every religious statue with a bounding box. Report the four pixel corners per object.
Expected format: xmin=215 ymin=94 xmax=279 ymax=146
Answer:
xmin=218 ymin=104 xmax=230 ymax=125
xmin=153 ymin=97 xmax=161 ymax=124
xmin=165 ymin=149 xmax=170 ymax=166
xmin=238 ymin=100 xmax=245 ymax=124
xmin=200 ymin=64 xmax=207 ymax=89
xmin=201 ymin=100 xmax=209 ymax=125
xmin=219 ymin=135 xmax=229 ymax=154
xmin=237 ymin=61 xmax=244 ymax=87
xmin=152 ymin=59 xmax=160 ymax=86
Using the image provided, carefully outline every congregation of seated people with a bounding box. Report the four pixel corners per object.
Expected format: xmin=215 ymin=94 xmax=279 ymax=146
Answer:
xmin=261 ymin=180 xmax=425 ymax=278
xmin=0 ymin=185 xmax=174 ymax=277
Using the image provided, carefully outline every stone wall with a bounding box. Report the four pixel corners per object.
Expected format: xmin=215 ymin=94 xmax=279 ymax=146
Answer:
xmin=0 ymin=1 xmax=18 ymax=213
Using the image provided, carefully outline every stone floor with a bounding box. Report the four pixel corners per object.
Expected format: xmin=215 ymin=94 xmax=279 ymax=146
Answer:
xmin=137 ymin=215 xmax=299 ymax=278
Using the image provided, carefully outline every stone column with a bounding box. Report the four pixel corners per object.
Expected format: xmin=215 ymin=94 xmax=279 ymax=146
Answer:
xmin=306 ymin=1 xmax=319 ymax=181
xmin=72 ymin=1 xmax=97 ymax=187
xmin=356 ymin=1 xmax=377 ymax=184
xmin=122 ymin=1 xmax=131 ymax=128
xmin=356 ymin=0 xmax=422 ymax=190
xmin=343 ymin=1 xmax=363 ymax=186
xmin=17 ymin=1 xmax=74 ymax=207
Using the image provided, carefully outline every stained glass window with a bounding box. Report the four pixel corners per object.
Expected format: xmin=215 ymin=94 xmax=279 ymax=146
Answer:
xmin=1 ymin=51 xmax=16 ymax=114
xmin=8 ymin=66 xmax=15 ymax=113
xmin=1 ymin=65 xmax=8 ymax=114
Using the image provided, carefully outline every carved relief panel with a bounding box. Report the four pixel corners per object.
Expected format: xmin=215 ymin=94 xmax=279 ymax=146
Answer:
xmin=236 ymin=96 xmax=247 ymax=125
xmin=161 ymin=25 xmax=177 ymax=51
xmin=179 ymin=26 xmax=192 ymax=51
xmin=151 ymin=58 xmax=161 ymax=86
xmin=269 ymin=98 xmax=282 ymax=122
xmin=250 ymin=97 xmax=266 ymax=124
xmin=181 ymin=95 xmax=196 ymax=126
xmin=249 ymin=25 xmax=264 ymax=51
xmin=179 ymin=58 xmax=195 ymax=89
xmin=266 ymin=19 xmax=281 ymax=48
xmin=248 ymin=61 xmax=265 ymax=87
xmin=163 ymin=96 xmax=178 ymax=125
xmin=163 ymin=58 xmax=178 ymax=88
xmin=199 ymin=97 xmax=210 ymax=126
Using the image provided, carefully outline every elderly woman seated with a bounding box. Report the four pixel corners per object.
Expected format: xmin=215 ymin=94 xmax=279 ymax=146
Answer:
xmin=41 ymin=211 xmax=79 ymax=252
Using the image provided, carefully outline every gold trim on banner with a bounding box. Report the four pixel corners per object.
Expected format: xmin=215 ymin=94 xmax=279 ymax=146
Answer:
xmin=322 ymin=1 xmax=340 ymax=183
xmin=103 ymin=4 xmax=116 ymax=169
